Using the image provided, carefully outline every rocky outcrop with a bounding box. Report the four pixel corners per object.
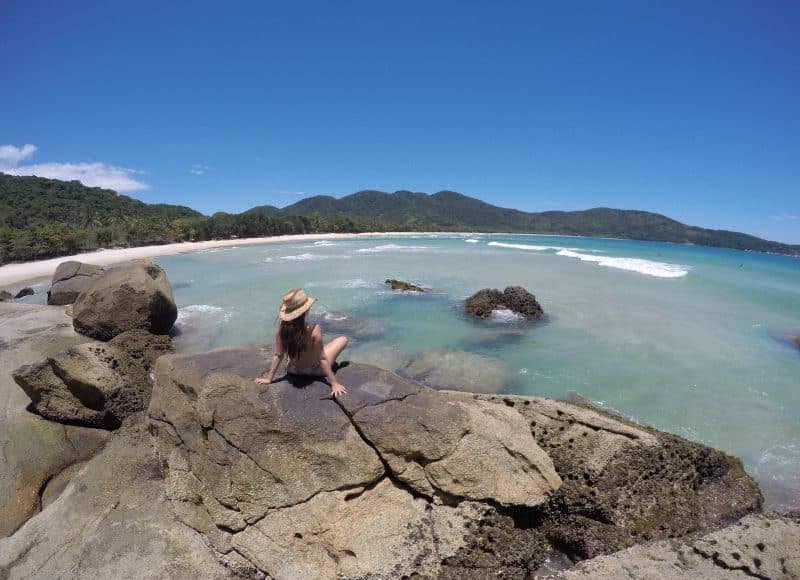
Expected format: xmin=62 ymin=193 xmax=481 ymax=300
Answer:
xmin=0 ymin=303 xmax=110 ymax=538
xmin=46 ymin=260 xmax=104 ymax=305
xmin=13 ymin=287 xmax=34 ymax=299
xmin=385 ymin=278 xmax=425 ymax=292
xmin=556 ymin=513 xmax=800 ymax=579
xmin=0 ymin=420 xmax=236 ymax=579
xmin=464 ymin=392 xmax=763 ymax=560
xmin=148 ymin=347 xmax=561 ymax=579
xmin=0 ymin=290 xmax=11 ymax=302
xmin=465 ymin=285 xmax=544 ymax=319
xmin=73 ymin=259 xmax=178 ymax=340
xmin=398 ymin=347 xmax=515 ymax=393
xmin=13 ymin=330 xmax=172 ymax=429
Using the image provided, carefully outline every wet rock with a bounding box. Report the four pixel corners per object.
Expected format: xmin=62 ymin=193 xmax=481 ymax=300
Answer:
xmin=794 ymin=335 xmax=800 ymax=350
xmin=398 ymin=347 xmax=515 ymax=393
xmin=557 ymin=513 xmax=800 ymax=579
xmin=46 ymin=260 xmax=104 ymax=305
xmin=13 ymin=330 xmax=173 ymax=429
xmin=14 ymin=287 xmax=34 ymax=299
xmin=464 ymin=392 xmax=763 ymax=560
xmin=0 ymin=290 xmax=11 ymax=302
xmin=385 ymin=278 xmax=425 ymax=292
xmin=465 ymin=285 xmax=544 ymax=319
xmin=309 ymin=310 xmax=385 ymax=341
xmin=73 ymin=259 xmax=178 ymax=340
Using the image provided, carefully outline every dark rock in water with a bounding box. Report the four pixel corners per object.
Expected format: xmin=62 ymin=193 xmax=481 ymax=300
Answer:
xmin=47 ymin=260 xmax=104 ymax=305
xmin=148 ymin=348 xmax=561 ymax=578
xmin=73 ymin=259 xmax=178 ymax=340
xmin=308 ymin=310 xmax=385 ymax=340
xmin=385 ymin=278 xmax=425 ymax=292
xmin=0 ymin=290 xmax=11 ymax=302
xmin=463 ymin=392 xmax=763 ymax=561
xmin=465 ymin=286 xmax=544 ymax=319
xmin=794 ymin=335 xmax=800 ymax=350
xmin=14 ymin=287 xmax=34 ymax=299
xmin=13 ymin=330 xmax=173 ymax=429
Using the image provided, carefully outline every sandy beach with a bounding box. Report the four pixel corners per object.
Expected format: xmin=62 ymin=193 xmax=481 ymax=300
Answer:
xmin=0 ymin=232 xmax=449 ymax=288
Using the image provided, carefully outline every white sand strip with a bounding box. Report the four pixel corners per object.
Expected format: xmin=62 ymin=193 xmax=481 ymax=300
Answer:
xmin=0 ymin=232 xmax=453 ymax=288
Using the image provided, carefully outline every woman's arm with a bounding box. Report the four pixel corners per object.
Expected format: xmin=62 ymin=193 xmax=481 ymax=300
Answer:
xmin=255 ymin=331 xmax=284 ymax=384
xmin=313 ymin=326 xmax=347 ymax=397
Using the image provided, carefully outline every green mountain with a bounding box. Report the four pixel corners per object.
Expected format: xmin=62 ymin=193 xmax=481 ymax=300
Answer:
xmin=2 ymin=174 xmax=797 ymax=264
xmin=248 ymin=189 xmax=800 ymax=255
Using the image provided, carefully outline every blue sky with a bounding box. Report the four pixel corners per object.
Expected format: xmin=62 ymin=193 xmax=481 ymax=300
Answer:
xmin=1 ymin=1 xmax=798 ymax=242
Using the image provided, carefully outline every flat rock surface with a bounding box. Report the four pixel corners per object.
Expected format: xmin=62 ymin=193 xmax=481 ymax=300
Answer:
xmin=556 ymin=513 xmax=800 ymax=579
xmin=0 ymin=420 xmax=235 ymax=579
xmin=0 ymin=303 xmax=110 ymax=538
xmin=148 ymin=348 xmax=562 ymax=578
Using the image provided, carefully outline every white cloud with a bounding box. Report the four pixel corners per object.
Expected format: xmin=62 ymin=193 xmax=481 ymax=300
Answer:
xmin=772 ymin=212 xmax=798 ymax=222
xmin=190 ymin=163 xmax=209 ymax=175
xmin=0 ymin=143 xmax=148 ymax=192
xmin=4 ymin=161 xmax=148 ymax=192
xmin=0 ymin=144 xmax=37 ymax=165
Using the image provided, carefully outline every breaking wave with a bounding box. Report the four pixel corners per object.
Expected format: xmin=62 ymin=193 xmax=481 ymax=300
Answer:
xmin=555 ymin=249 xmax=689 ymax=278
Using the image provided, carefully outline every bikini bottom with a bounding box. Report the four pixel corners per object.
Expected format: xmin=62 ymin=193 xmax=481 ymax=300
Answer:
xmin=287 ymin=361 xmax=323 ymax=376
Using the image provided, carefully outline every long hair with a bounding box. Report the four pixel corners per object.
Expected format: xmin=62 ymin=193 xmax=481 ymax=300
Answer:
xmin=279 ymin=313 xmax=309 ymax=359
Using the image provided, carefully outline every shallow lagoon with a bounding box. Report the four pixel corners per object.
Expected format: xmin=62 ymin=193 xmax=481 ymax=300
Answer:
xmin=157 ymin=234 xmax=800 ymax=512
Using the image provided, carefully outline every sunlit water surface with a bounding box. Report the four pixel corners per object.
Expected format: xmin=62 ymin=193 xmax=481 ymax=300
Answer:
xmin=103 ymin=234 xmax=798 ymax=511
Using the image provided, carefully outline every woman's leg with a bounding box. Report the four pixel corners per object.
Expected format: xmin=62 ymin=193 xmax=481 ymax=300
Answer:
xmin=323 ymin=336 xmax=348 ymax=364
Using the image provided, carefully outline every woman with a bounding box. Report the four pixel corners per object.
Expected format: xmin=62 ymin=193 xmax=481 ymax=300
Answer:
xmin=255 ymin=288 xmax=348 ymax=397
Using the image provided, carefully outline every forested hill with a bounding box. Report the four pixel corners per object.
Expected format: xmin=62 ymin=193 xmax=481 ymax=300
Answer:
xmin=1 ymin=175 xmax=797 ymax=264
xmin=247 ymin=189 xmax=800 ymax=256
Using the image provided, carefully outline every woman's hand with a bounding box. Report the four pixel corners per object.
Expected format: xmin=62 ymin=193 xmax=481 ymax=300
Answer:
xmin=254 ymin=376 xmax=272 ymax=384
xmin=330 ymin=381 xmax=347 ymax=397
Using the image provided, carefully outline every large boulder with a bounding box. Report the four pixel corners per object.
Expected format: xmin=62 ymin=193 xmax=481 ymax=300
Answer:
xmin=465 ymin=392 xmax=763 ymax=560
xmin=46 ymin=260 xmax=104 ymax=305
xmin=0 ymin=303 xmax=110 ymax=538
xmin=72 ymin=259 xmax=178 ymax=340
xmin=465 ymin=285 xmax=544 ymax=319
xmin=13 ymin=330 xmax=172 ymax=429
xmin=558 ymin=513 xmax=800 ymax=580
xmin=335 ymin=364 xmax=562 ymax=505
xmin=398 ymin=347 xmax=516 ymax=393
xmin=148 ymin=347 xmax=562 ymax=579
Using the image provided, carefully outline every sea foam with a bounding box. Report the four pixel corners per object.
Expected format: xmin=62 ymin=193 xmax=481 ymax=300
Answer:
xmin=488 ymin=241 xmax=565 ymax=251
xmin=489 ymin=308 xmax=526 ymax=322
xmin=555 ymin=249 xmax=689 ymax=278
xmin=353 ymin=244 xmax=433 ymax=253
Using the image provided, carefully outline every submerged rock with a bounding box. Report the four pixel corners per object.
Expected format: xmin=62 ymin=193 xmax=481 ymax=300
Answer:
xmin=73 ymin=259 xmax=178 ymax=340
xmin=385 ymin=278 xmax=425 ymax=292
xmin=148 ymin=347 xmax=561 ymax=578
xmin=465 ymin=285 xmax=544 ymax=319
xmin=398 ymin=347 xmax=516 ymax=393
xmin=794 ymin=335 xmax=800 ymax=350
xmin=46 ymin=260 xmax=104 ymax=305
xmin=13 ymin=330 xmax=173 ymax=429
xmin=14 ymin=287 xmax=34 ymax=299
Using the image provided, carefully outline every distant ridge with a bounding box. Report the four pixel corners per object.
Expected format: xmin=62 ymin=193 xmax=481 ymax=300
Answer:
xmin=247 ymin=189 xmax=800 ymax=256
xmin=1 ymin=173 xmax=797 ymax=264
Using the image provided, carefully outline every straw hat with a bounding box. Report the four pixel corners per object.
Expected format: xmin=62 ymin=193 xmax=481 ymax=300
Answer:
xmin=279 ymin=288 xmax=316 ymax=321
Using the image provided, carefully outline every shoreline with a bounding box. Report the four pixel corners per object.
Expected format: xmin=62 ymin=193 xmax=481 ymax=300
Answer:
xmin=0 ymin=232 xmax=452 ymax=288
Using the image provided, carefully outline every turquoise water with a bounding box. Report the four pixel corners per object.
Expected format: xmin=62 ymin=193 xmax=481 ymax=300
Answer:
xmin=153 ymin=234 xmax=800 ymax=511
